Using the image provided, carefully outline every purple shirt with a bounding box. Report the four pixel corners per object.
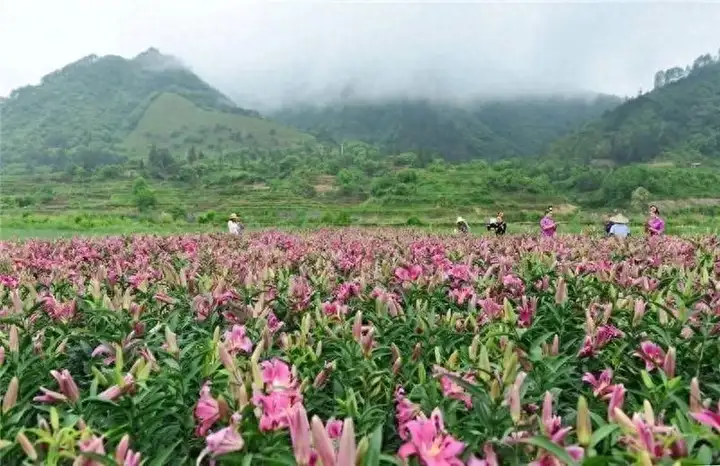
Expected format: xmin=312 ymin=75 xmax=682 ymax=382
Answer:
xmin=647 ymin=216 xmax=665 ymax=236
xmin=540 ymin=216 xmax=556 ymax=237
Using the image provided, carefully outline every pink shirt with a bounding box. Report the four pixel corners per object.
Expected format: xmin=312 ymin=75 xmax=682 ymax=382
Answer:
xmin=647 ymin=216 xmax=665 ymax=236
xmin=540 ymin=216 xmax=556 ymax=237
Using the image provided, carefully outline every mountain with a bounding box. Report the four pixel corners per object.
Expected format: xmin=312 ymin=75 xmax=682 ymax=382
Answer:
xmin=272 ymin=95 xmax=621 ymax=161
xmin=0 ymin=48 xmax=313 ymax=171
xmin=550 ymin=50 xmax=720 ymax=166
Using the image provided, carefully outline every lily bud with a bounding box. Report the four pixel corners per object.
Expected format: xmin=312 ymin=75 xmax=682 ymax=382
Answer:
xmin=508 ymin=372 xmax=526 ymax=425
xmin=218 ymin=343 xmax=237 ymax=374
xmin=390 ymin=343 xmax=400 ymax=362
xmin=551 ymin=334 xmax=560 ymax=356
xmin=9 ymin=326 xmax=19 ymax=354
xmin=502 ymin=298 xmax=516 ymax=325
xmin=658 ymin=308 xmax=668 ymax=325
xmin=411 ymin=343 xmax=422 ymax=361
xmin=663 ymin=347 xmax=676 ymax=379
xmin=637 ymin=450 xmax=653 ymax=466
xmin=352 ymin=312 xmax=363 ymax=340
xmin=434 ymin=346 xmax=442 ymax=365
xmin=447 ymin=350 xmax=459 ymax=370
xmin=392 ymin=356 xmax=403 ymax=375
xmin=2 ymin=376 xmax=19 ymax=414
xmin=16 ymin=432 xmax=37 ymax=461
xmin=489 ymin=379 xmax=501 ymax=401
xmin=643 ymin=400 xmax=655 ymax=425
xmin=577 ymin=396 xmax=591 ymax=446
xmin=478 ymin=345 xmax=491 ymax=382
xmin=280 ymin=332 xmax=291 ymax=350
xmin=501 ymin=353 xmax=518 ymax=387
xmin=554 ymin=277 xmax=568 ymax=304
xmin=690 ymin=377 xmax=702 ymax=413
xmin=632 ymin=299 xmax=646 ymax=327
xmin=613 ymin=408 xmax=636 ymax=432
xmin=0 ymin=346 xmax=4 ymax=367
xmin=468 ymin=335 xmax=480 ymax=361
xmin=164 ymin=326 xmax=179 ymax=357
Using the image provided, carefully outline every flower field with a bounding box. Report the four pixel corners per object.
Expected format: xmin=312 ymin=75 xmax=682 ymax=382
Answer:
xmin=1 ymin=230 xmax=720 ymax=465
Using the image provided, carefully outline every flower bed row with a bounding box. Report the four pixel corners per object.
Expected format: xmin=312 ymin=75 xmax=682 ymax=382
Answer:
xmin=0 ymin=230 xmax=719 ymax=465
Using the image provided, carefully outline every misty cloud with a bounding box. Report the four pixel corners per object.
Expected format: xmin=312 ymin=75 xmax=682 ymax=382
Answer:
xmin=2 ymin=0 xmax=720 ymax=111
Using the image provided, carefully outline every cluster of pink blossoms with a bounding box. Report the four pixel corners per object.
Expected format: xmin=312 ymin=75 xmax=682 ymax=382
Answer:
xmin=252 ymin=359 xmax=303 ymax=431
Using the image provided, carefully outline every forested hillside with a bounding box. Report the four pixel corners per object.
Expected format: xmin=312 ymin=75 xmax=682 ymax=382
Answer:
xmin=272 ymin=95 xmax=621 ymax=161
xmin=550 ymin=49 xmax=720 ymax=165
xmin=0 ymin=48 xmax=312 ymax=173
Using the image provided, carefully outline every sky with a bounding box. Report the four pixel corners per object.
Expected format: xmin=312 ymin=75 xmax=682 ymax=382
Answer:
xmin=2 ymin=0 xmax=720 ymax=110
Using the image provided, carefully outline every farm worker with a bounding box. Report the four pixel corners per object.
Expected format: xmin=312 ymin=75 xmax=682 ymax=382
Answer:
xmin=604 ymin=209 xmax=619 ymax=235
xmin=540 ymin=206 xmax=556 ymax=237
xmin=608 ymin=213 xmax=630 ymax=238
xmin=645 ymin=205 xmax=665 ymax=236
xmin=227 ymin=213 xmax=243 ymax=235
xmin=456 ymin=216 xmax=470 ymax=234
xmin=486 ymin=211 xmax=507 ymax=236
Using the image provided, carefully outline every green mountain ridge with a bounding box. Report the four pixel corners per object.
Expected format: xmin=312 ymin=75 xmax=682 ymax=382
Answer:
xmin=0 ymin=48 xmax=312 ymax=172
xmin=272 ymin=94 xmax=622 ymax=161
xmin=550 ymin=51 xmax=720 ymax=166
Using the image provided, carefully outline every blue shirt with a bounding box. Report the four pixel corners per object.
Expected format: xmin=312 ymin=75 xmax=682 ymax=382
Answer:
xmin=609 ymin=223 xmax=630 ymax=238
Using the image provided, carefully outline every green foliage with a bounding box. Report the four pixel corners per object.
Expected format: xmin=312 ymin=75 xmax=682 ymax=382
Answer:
xmin=273 ymin=96 xmax=621 ymax=161
xmin=132 ymin=177 xmax=157 ymax=212
xmin=551 ymin=49 xmax=720 ymax=165
xmin=631 ymin=187 xmax=651 ymax=210
xmin=0 ymin=49 xmax=311 ymax=172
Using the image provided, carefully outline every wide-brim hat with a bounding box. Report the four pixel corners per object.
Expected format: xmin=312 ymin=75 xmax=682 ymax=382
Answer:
xmin=609 ymin=214 xmax=629 ymax=224
xmin=457 ymin=217 xmax=466 ymax=223
xmin=229 ymin=213 xmax=238 ymax=220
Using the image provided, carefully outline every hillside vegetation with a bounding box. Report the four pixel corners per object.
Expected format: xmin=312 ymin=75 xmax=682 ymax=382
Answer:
xmin=0 ymin=48 xmax=313 ymax=173
xmin=272 ymin=95 xmax=621 ymax=161
xmin=4 ymin=47 xmax=720 ymax=235
xmin=551 ymin=50 xmax=720 ymax=166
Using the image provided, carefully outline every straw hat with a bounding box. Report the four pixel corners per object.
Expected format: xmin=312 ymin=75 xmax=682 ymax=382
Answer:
xmin=229 ymin=213 xmax=238 ymax=220
xmin=609 ymin=213 xmax=629 ymax=224
xmin=457 ymin=216 xmax=466 ymax=223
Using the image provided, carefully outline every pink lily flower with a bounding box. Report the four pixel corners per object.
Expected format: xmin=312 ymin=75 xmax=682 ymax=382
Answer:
xmin=252 ymin=391 xmax=297 ymax=431
xmin=73 ymin=434 xmax=106 ymax=466
xmin=322 ymin=300 xmax=349 ymax=318
xmin=326 ymin=419 xmax=344 ymax=440
xmin=288 ymin=404 xmax=312 ymax=465
xmin=195 ymin=382 xmax=221 ymax=437
xmin=115 ymin=434 xmax=142 ymax=466
xmin=634 ymin=341 xmax=666 ymax=371
xmin=434 ymin=366 xmax=474 ymax=409
xmin=398 ymin=408 xmax=465 ymax=466
xmin=50 ymin=369 xmax=81 ymax=402
xmin=582 ymin=369 xmax=615 ymax=399
xmin=395 ymin=264 xmax=423 ymax=283
xmin=260 ymin=359 xmax=297 ymax=391
xmin=395 ymin=387 xmax=422 ymax=440
xmin=691 ymin=401 xmax=720 ymax=432
xmin=203 ymin=413 xmax=245 ymax=458
xmin=518 ymin=296 xmax=537 ymax=328
xmin=467 ymin=444 xmax=499 ymax=466
xmin=607 ymin=384 xmax=626 ymax=422
xmin=222 ymin=325 xmax=253 ymax=355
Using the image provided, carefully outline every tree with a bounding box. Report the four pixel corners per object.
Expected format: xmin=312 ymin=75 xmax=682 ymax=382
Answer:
xmin=654 ymin=70 xmax=665 ymax=89
xmin=132 ymin=177 xmax=157 ymax=211
xmin=630 ymin=186 xmax=651 ymax=211
xmin=187 ymin=145 xmax=198 ymax=163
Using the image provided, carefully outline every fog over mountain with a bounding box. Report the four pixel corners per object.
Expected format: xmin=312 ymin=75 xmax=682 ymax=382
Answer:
xmin=2 ymin=1 xmax=720 ymax=111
